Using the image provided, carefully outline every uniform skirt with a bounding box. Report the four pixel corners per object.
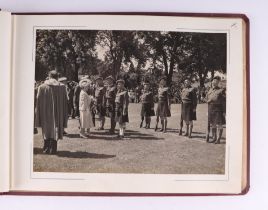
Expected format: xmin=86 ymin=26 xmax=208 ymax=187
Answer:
xmin=141 ymin=103 xmax=155 ymax=117
xmin=181 ymin=103 xmax=196 ymax=121
xmin=208 ymin=104 xmax=225 ymax=125
xmin=115 ymin=104 xmax=129 ymax=124
xmin=96 ymin=104 xmax=106 ymax=118
xmin=156 ymin=101 xmax=171 ymax=117
xmin=80 ymin=110 xmax=94 ymax=128
xmin=105 ymin=100 xmax=115 ymax=118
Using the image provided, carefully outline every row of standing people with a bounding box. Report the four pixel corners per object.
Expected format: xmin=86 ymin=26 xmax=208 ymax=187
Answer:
xmin=35 ymin=70 xmax=225 ymax=155
xmin=73 ymin=74 xmax=225 ymax=144
xmin=78 ymin=75 xmax=129 ymax=139
xmin=138 ymin=75 xmax=225 ymax=145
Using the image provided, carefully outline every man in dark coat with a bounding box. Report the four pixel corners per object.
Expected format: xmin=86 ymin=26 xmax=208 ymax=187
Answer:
xmin=35 ymin=70 xmax=68 ymax=154
xmin=206 ymin=76 xmax=226 ymax=144
xmin=179 ymin=79 xmax=197 ymax=138
xmin=73 ymin=83 xmax=81 ymax=119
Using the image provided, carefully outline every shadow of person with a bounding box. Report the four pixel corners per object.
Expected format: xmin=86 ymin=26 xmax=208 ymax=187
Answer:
xmin=65 ymin=133 xmax=81 ymax=138
xmin=33 ymin=148 xmax=116 ymax=159
xmin=123 ymin=130 xmax=165 ymax=141
xmin=56 ymin=151 xmax=116 ymax=159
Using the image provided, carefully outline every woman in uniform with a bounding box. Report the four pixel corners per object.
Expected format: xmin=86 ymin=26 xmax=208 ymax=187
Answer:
xmin=155 ymin=76 xmax=171 ymax=133
xmin=140 ymin=82 xmax=155 ymax=129
xmin=94 ymin=76 xmax=106 ymax=130
xmin=179 ymin=79 xmax=197 ymax=138
xmin=115 ymin=79 xmax=129 ymax=138
xmin=206 ymin=76 xmax=226 ymax=144
xmin=105 ymin=76 xmax=117 ymax=134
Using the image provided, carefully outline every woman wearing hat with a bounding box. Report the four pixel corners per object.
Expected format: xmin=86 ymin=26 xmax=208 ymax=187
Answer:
xmin=79 ymin=79 xmax=95 ymax=138
xmin=206 ymin=76 xmax=226 ymax=144
xmin=179 ymin=79 xmax=197 ymax=138
xmin=105 ymin=76 xmax=117 ymax=134
xmin=155 ymin=76 xmax=171 ymax=133
xmin=115 ymin=79 xmax=129 ymax=138
xmin=94 ymin=76 xmax=106 ymax=130
xmin=140 ymin=82 xmax=155 ymax=129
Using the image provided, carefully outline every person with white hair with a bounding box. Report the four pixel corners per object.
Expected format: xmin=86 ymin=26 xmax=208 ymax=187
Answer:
xmin=79 ymin=78 xmax=95 ymax=138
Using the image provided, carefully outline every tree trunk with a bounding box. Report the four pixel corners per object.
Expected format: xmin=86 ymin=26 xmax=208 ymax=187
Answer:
xmin=161 ymin=50 xmax=169 ymax=77
xmin=73 ymin=63 xmax=79 ymax=82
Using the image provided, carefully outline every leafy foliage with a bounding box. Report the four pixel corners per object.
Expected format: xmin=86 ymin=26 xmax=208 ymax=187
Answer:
xmin=35 ymin=30 xmax=226 ymax=89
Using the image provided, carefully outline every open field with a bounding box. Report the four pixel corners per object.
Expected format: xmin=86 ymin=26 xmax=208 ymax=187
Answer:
xmin=33 ymin=103 xmax=226 ymax=174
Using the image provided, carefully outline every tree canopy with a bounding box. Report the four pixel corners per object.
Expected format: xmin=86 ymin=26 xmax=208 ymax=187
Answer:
xmin=35 ymin=29 xmax=226 ymax=89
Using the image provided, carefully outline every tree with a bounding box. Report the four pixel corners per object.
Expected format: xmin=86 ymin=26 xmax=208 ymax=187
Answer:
xmin=180 ymin=33 xmax=226 ymax=88
xmin=141 ymin=31 xmax=188 ymax=84
xmin=97 ymin=30 xmax=146 ymax=79
xmin=35 ymin=30 xmax=98 ymax=81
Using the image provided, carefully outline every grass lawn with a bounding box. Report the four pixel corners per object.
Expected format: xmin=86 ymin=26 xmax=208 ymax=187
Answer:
xmin=33 ymin=103 xmax=226 ymax=174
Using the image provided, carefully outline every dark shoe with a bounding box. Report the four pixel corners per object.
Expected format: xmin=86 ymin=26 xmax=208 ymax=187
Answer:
xmin=179 ymin=129 xmax=182 ymax=135
xmin=215 ymin=140 xmax=221 ymax=144
xmin=154 ymin=125 xmax=158 ymax=131
xmin=34 ymin=128 xmax=38 ymax=134
xmin=80 ymin=133 xmax=88 ymax=139
xmin=184 ymin=125 xmax=189 ymax=137
xmin=206 ymin=134 xmax=210 ymax=142
xmin=117 ymin=134 xmax=124 ymax=139
xmin=43 ymin=140 xmax=50 ymax=154
xmin=108 ymin=129 xmax=115 ymax=134
xmin=215 ymin=129 xmax=223 ymax=144
xmin=188 ymin=126 xmax=193 ymax=138
xmin=163 ymin=120 xmax=167 ymax=133
xmin=49 ymin=139 xmax=57 ymax=154
xmin=210 ymin=128 xmax=217 ymax=143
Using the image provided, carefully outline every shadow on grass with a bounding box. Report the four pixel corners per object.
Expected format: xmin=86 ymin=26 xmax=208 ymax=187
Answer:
xmin=167 ymin=128 xmax=207 ymax=135
xmin=33 ymin=148 xmax=116 ymax=159
xmin=124 ymin=130 xmax=164 ymax=141
xmin=65 ymin=129 xmax=165 ymax=141
xmin=65 ymin=133 xmax=81 ymax=138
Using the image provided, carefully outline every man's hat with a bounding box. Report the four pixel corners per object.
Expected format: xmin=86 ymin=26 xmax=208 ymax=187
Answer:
xmin=48 ymin=70 xmax=59 ymax=79
xmin=79 ymin=75 xmax=89 ymax=81
xmin=58 ymin=77 xmax=67 ymax=82
xmin=105 ymin=76 xmax=115 ymax=82
xmin=212 ymin=76 xmax=221 ymax=81
xmin=95 ymin=76 xmax=103 ymax=82
xmin=79 ymin=78 xmax=91 ymax=88
xmin=116 ymin=79 xmax=125 ymax=85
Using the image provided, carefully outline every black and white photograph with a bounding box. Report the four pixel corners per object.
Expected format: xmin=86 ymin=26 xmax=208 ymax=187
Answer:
xmin=33 ymin=29 xmax=227 ymax=174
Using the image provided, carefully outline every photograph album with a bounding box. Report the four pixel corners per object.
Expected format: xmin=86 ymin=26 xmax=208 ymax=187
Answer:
xmin=0 ymin=11 xmax=249 ymax=195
